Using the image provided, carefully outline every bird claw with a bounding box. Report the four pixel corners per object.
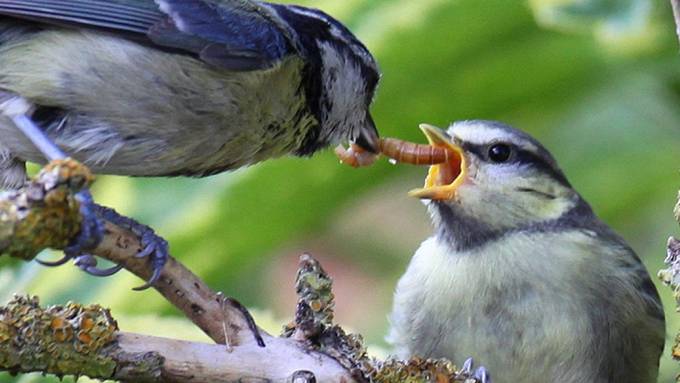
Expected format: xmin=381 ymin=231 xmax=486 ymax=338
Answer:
xmin=461 ymin=357 xmax=474 ymax=374
xmin=474 ymin=367 xmax=491 ymax=383
xmin=460 ymin=357 xmax=491 ymax=383
xmin=36 ymin=202 xmax=168 ymax=290
xmin=37 ymin=254 xmax=72 ymax=267
xmin=74 ymin=255 xmax=124 ymax=277
xmin=94 ymin=205 xmax=169 ymax=290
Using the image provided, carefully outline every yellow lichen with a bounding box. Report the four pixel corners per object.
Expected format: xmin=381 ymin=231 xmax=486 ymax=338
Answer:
xmin=0 ymin=295 xmax=118 ymax=378
xmin=0 ymin=158 xmax=93 ymax=260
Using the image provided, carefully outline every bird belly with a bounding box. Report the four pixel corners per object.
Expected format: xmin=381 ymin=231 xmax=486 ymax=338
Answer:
xmin=388 ymin=234 xmax=661 ymax=383
xmin=0 ymin=27 xmax=315 ymax=177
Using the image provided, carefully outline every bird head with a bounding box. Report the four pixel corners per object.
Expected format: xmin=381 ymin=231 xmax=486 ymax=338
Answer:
xmin=273 ymin=5 xmax=380 ymax=154
xmin=409 ymin=121 xmax=586 ymax=248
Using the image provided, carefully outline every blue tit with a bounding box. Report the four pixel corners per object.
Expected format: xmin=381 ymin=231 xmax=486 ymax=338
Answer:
xmin=0 ymin=0 xmax=381 ymax=189
xmin=388 ymin=121 xmax=665 ymax=383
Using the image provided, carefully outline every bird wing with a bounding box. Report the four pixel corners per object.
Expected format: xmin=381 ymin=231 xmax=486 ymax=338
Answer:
xmin=0 ymin=0 xmax=292 ymax=70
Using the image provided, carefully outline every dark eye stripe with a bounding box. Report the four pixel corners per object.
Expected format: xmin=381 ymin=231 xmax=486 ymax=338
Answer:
xmin=462 ymin=143 xmax=571 ymax=187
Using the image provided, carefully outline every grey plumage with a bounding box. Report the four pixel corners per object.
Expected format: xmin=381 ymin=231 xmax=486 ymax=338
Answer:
xmin=388 ymin=121 xmax=664 ymax=383
xmin=0 ymin=0 xmax=380 ymax=188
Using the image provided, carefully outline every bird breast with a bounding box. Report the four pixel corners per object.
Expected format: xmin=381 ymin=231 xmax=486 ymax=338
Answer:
xmin=388 ymin=231 xmax=649 ymax=383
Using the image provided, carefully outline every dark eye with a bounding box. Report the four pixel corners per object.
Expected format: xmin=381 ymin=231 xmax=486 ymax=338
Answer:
xmin=488 ymin=144 xmax=511 ymax=163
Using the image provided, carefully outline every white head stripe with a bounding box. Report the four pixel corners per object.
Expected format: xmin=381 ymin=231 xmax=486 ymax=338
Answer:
xmin=449 ymin=121 xmax=540 ymax=152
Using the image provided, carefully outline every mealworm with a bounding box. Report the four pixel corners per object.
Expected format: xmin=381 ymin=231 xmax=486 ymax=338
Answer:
xmin=336 ymin=138 xmax=455 ymax=168
xmin=378 ymin=138 xmax=451 ymax=165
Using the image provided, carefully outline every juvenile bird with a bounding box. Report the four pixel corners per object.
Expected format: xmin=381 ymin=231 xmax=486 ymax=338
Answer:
xmin=388 ymin=121 xmax=665 ymax=383
xmin=0 ymin=0 xmax=380 ymax=285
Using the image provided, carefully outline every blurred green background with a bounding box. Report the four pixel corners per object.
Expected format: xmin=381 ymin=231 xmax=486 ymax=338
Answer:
xmin=1 ymin=0 xmax=679 ymax=381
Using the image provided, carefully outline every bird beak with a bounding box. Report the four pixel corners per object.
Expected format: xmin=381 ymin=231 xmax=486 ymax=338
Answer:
xmin=408 ymin=124 xmax=466 ymax=200
xmin=353 ymin=114 xmax=380 ymax=153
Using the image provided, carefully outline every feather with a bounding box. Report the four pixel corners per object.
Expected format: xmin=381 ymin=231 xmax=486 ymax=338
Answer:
xmin=0 ymin=0 xmax=292 ymax=70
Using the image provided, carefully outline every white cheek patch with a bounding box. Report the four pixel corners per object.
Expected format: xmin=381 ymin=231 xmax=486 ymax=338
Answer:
xmin=482 ymin=163 xmax=534 ymax=185
xmin=318 ymin=41 xmax=366 ymax=142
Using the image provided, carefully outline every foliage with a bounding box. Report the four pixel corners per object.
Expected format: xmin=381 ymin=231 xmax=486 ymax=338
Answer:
xmin=0 ymin=0 xmax=678 ymax=381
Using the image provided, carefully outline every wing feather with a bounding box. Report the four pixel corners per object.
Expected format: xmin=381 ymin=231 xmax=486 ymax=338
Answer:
xmin=0 ymin=0 xmax=161 ymax=33
xmin=0 ymin=0 xmax=292 ymax=70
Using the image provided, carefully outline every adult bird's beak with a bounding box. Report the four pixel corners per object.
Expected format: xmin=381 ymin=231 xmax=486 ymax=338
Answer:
xmin=354 ymin=114 xmax=380 ymax=153
xmin=408 ymin=124 xmax=466 ymax=200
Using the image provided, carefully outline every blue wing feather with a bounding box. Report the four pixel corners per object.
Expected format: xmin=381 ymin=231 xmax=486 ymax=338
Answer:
xmin=0 ymin=0 xmax=292 ymax=70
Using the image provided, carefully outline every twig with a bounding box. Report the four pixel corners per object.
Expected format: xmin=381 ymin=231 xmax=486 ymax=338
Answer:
xmin=0 ymin=159 xmax=257 ymax=346
xmin=96 ymin=221 xmax=261 ymax=346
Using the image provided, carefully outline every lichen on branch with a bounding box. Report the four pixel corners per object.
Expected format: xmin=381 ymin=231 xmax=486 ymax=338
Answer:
xmin=0 ymin=159 xmax=92 ymax=259
xmin=0 ymin=295 xmax=163 ymax=380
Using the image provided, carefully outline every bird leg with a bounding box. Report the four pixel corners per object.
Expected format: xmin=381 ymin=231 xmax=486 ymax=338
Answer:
xmin=0 ymin=96 xmax=105 ymax=268
xmin=460 ymin=357 xmax=492 ymax=383
xmin=0 ymin=96 xmax=66 ymax=160
xmin=0 ymin=96 xmax=167 ymax=289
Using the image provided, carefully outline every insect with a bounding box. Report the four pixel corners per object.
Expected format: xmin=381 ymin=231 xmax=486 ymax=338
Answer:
xmin=335 ymin=138 xmax=454 ymax=167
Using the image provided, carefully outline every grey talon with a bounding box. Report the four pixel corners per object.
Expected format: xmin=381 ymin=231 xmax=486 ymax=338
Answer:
xmin=74 ymin=255 xmax=124 ymax=277
xmin=461 ymin=357 xmax=474 ymax=374
xmin=37 ymin=255 xmax=72 ymax=267
xmin=473 ymin=366 xmax=490 ymax=383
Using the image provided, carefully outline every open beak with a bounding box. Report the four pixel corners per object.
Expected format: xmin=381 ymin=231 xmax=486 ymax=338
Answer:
xmin=408 ymin=124 xmax=466 ymax=200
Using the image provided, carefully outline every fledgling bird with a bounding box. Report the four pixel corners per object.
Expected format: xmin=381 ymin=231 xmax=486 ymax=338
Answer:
xmin=388 ymin=121 xmax=665 ymax=383
xmin=0 ymin=0 xmax=380 ymax=285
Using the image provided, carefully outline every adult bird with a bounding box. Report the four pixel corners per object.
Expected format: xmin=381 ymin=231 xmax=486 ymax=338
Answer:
xmin=0 ymin=0 xmax=380 ymax=286
xmin=388 ymin=121 xmax=665 ymax=383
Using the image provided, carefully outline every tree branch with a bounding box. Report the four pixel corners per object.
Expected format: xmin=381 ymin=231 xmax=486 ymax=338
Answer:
xmin=0 ymin=159 xmax=256 ymax=346
xmin=0 ymin=295 xmax=356 ymax=382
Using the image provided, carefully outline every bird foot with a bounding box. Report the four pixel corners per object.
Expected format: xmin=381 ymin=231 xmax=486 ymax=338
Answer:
xmin=461 ymin=357 xmax=491 ymax=383
xmin=93 ymin=204 xmax=169 ymax=290
xmin=38 ymin=202 xmax=169 ymax=290
xmin=2 ymin=95 xmax=168 ymax=290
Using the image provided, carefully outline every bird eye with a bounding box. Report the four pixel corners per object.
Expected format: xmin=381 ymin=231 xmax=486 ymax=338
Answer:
xmin=488 ymin=144 xmax=511 ymax=163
